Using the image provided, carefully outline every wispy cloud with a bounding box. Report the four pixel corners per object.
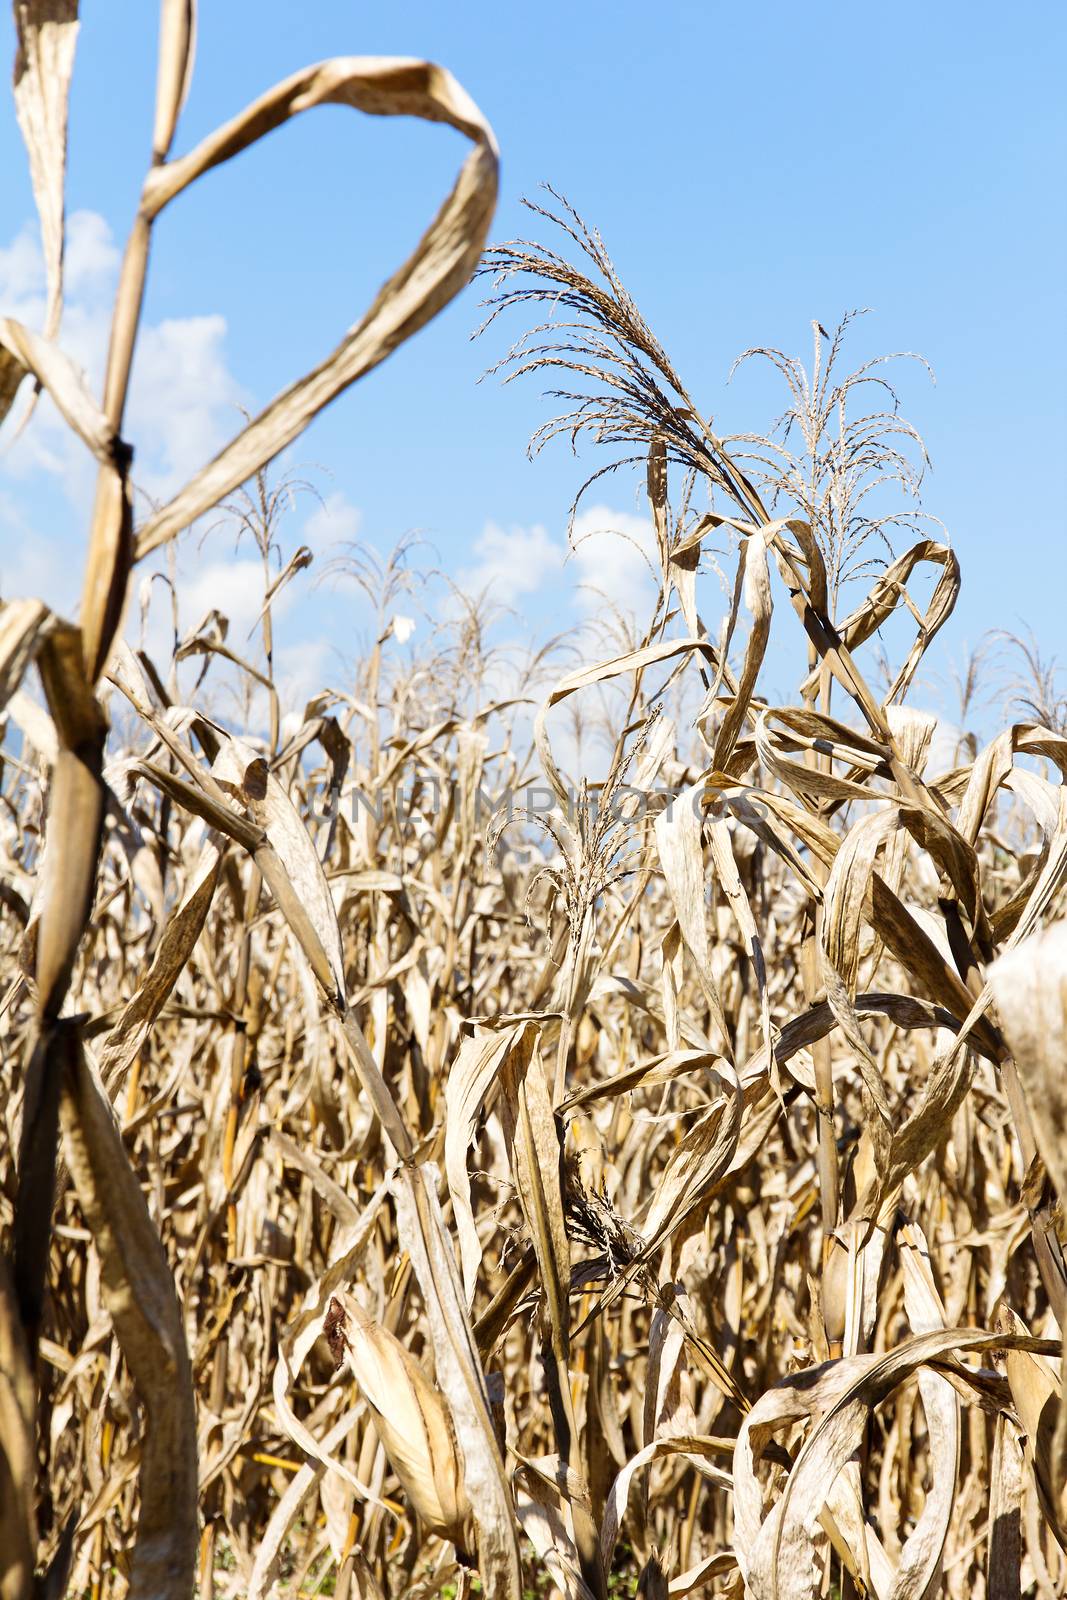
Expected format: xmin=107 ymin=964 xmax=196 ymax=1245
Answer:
xmin=1 ymin=210 xmax=248 ymax=513
xmin=128 ymin=316 xmax=247 ymax=501
xmin=455 ymin=503 xmax=658 ymax=625
xmin=459 ymin=519 xmax=565 ymax=606
xmin=303 ymin=490 xmax=362 ymax=554
xmin=569 ymin=504 xmax=658 ymax=619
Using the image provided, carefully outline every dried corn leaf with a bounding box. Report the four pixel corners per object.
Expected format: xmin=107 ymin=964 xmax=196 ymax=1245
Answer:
xmin=393 ymin=1163 xmax=523 ymax=1600
xmin=498 ymin=1030 xmax=571 ymax=1348
xmin=135 ymin=58 xmax=498 ymax=558
xmin=895 ymin=1224 xmax=959 ymax=1598
xmin=12 ymin=0 xmax=79 ymax=341
xmin=710 ymin=521 xmax=777 ymax=773
xmin=988 ymin=1413 xmax=1024 ymax=1600
xmin=152 ymin=0 xmax=196 ymax=162
xmin=988 ymin=922 xmax=1067 ymax=1202
xmin=537 ymin=639 xmax=718 ymax=809
xmin=33 ymin=626 xmax=106 ymax=1020
xmin=247 ymin=1408 xmax=361 ymax=1600
xmin=515 ymin=1463 xmax=598 ymax=1600
xmin=996 ymin=1306 xmax=1066 ymax=1549
xmin=0 ymin=319 xmax=121 ymax=460
xmin=600 ymin=1434 xmax=732 ymax=1571
xmin=213 ymin=736 xmax=346 ymax=1005
xmin=97 ymin=836 xmax=222 ymax=1091
xmin=831 ymin=540 xmax=961 ymax=708
xmin=0 ymin=599 xmax=50 ymax=710
xmin=0 ymin=1256 xmax=35 ymax=1600
xmin=640 ymin=1060 xmax=743 ymax=1256
xmin=58 ymin=1035 xmax=197 ymax=1599
xmin=445 ymin=1021 xmax=539 ymax=1303
xmin=272 ymin=1178 xmax=393 ymax=1504
xmin=655 ymin=781 xmax=731 ymax=1053
xmin=735 ymin=1327 xmax=1057 ymax=1600
xmin=329 ymin=1289 xmax=472 ymax=1543
xmin=706 ymin=814 xmax=772 ymax=1064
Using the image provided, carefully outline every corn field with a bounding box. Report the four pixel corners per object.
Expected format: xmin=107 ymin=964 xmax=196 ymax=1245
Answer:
xmin=1 ymin=7 xmax=1065 ymax=1600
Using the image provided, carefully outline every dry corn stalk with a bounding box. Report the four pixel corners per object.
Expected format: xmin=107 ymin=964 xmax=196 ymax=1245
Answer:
xmin=1 ymin=3 xmax=505 ymax=1597
xmin=0 ymin=41 xmax=1064 ymax=1600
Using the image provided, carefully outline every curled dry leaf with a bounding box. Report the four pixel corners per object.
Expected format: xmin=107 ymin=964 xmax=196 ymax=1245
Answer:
xmin=444 ymin=1021 xmax=540 ymax=1303
xmin=536 ymin=638 xmax=718 ymax=810
xmin=392 ymin=1163 xmax=524 ymax=1600
xmin=734 ymin=1327 xmax=1059 ymax=1600
xmin=152 ymin=0 xmax=196 ymax=162
xmin=0 ymin=598 xmax=51 ymax=711
xmin=833 ymin=539 xmax=961 ymax=708
xmin=96 ymin=836 xmax=222 ymax=1092
xmin=0 ymin=1255 xmax=35 ymax=1600
xmin=0 ymin=320 xmax=124 ymax=462
xmin=328 ymin=1288 xmax=472 ymax=1546
xmin=600 ymin=1434 xmax=732 ymax=1573
xmin=213 ymin=735 xmax=346 ymax=1005
xmin=134 ymin=57 xmax=499 ymax=560
xmin=988 ymin=922 xmax=1067 ymax=1203
xmin=58 ymin=1034 xmax=197 ymax=1600
xmin=32 ymin=624 xmax=107 ymax=1021
xmin=11 ymin=0 xmax=80 ymax=342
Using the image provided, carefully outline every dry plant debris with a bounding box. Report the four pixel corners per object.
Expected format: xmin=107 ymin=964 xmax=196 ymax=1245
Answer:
xmin=1 ymin=8 xmax=1065 ymax=1600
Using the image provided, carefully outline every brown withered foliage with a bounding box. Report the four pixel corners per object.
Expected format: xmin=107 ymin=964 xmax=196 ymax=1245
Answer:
xmin=1 ymin=9 xmax=1065 ymax=1600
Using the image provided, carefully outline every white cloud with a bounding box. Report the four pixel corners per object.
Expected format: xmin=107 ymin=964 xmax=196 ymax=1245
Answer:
xmin=128 ymin=314 xmax=247 ymax=498
xmin=460 ymin=519 xmax=565 ymax=605
xmin=569 ymin=503 xmax=659 ymax=619
xmin=0 ymin=493 xmax=79 ymax=611
xmin=303 ymin=490 xmax=362 ymax=553
xmin=0 ymin=218 xmax=45 ymax=309
xmin=0 ymin=209 xmax=118 ymax=312
xmin=1 ymin=212 xmax=125 ymax=502
xmin=1 ymin=210 xmax=248 ymax=514
xmin=176 ymin=555 xmax=295 ymax=644
xmin=65 ymin=210 xmax=121 ymax=297
xmin=275 ymin=636 xmax=337 ymax=714
xmin=454 ymin=505 xmax=659 ymax=625
xmin=1 ymin=212 xmax=344 ymax=731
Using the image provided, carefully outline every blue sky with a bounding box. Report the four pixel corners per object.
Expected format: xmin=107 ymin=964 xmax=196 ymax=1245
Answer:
xmin=1 ymin=1 xmax=1064 ymax=724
